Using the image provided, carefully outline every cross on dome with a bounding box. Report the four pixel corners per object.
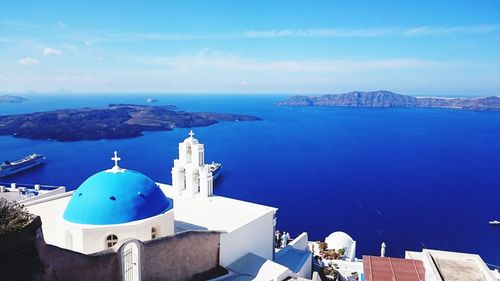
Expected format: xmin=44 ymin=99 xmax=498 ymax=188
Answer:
xmin=111 ymin=151 xmax=121 ymax=167
xmin=188 ymin=130 xmax=195 ymax=138
xmin=107 ymin=151 xmax=125 ymax=173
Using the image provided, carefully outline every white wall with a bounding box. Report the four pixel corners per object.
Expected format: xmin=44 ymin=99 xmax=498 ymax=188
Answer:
xmin=26 ymin=194 xmax=71 ymax=246
xmin=296 ymin=256 xmax=312 ymax=279
xmin=289 ymin=232 xmax=309 ymax=250
xmin=219 ymin=211 xmax=275 ymax=267
xmin=62 ymin=210 xmax=174 ymax=254
xmin=288 ymin=232 xmax=312 ymax=279
xmin=19 ymin=187 xmax=66 ymax=204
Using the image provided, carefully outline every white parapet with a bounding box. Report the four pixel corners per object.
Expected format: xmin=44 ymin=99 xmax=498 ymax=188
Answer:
xmin=275 ymin=232 xmax=313 ymax=279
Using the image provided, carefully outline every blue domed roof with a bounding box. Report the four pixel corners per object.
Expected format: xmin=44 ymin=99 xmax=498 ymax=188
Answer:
xmin=63 ymin=169 xmax=173 ymax=225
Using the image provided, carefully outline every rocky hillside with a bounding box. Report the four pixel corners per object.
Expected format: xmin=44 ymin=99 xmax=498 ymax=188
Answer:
xmin=0 ymin=104 xmax=261 ymax=141
xmin=278 ymin=90 xmax=500 ymax=111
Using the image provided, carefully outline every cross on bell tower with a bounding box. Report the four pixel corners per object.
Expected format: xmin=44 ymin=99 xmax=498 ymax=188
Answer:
xmin=188 ymin=130 xmax=195 ymax=138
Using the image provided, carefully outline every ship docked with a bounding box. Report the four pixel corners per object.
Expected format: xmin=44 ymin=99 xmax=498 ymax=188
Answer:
xmin=208 ymin=162 xmax=222 ymax=180
xmin=0 ymin=153 xmax=45 ymax=178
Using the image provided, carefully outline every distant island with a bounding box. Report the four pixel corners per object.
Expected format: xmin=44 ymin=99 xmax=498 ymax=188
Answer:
xmin=277 ymin=90 xmax=500 ymax=111
xmin=0 ymin=104 xmax=260 ymax=141
xmin=0 ymin=95 xmax=28 ymax=104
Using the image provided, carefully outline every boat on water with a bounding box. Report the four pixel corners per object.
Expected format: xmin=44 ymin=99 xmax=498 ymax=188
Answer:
xmin=489 ymin=220 xmax=500 ymax=225
xmin=0 ymin=154 xmax=45 ymax=178
xmin=208 ymin=162 xmax=222 ymax=180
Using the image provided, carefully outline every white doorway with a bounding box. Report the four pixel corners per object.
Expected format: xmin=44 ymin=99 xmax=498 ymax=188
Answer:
xmin=122 ymin=241 xmax=140 ymax=281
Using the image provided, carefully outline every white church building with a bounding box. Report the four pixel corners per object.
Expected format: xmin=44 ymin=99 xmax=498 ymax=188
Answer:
xmin=23 ymin=131 xmax=312 ymax=280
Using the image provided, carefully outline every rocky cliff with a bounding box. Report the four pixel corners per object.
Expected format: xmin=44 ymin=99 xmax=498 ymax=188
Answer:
xmin=278 ymin=90 xmax=500 ymax=111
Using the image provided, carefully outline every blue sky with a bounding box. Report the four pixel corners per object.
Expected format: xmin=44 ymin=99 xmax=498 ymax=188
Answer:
xmin=1 ymin=0 xmax=500 ymax=95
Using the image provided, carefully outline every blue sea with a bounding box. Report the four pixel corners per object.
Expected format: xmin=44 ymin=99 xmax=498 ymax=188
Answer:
xmin=1 ymin=94 xmax=499 ymax=265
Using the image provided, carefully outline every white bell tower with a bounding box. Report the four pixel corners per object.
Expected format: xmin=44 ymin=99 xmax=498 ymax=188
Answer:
xmin=171 ymin=130 xmax=214 ymax=198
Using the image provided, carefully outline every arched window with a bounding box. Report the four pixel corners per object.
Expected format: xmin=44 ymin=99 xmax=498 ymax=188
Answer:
xmin=186 ymin=145 xmax=192 ymax=163
xmin=151 ymin=227 xmax=157 ymax=239
xmin=106 ymin=234 xmax=118 ymax=248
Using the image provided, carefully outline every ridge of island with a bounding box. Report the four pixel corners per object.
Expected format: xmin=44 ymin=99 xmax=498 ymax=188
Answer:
xmin=0 ymin=104 xmax=261 ymax=141
xmin=278 ymin=90 xmax=500 ymax=111
xmin=0 ymin=95 xmax=28 ymax=103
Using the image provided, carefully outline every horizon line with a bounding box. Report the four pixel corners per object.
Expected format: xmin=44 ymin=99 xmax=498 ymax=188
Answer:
xmin=1 ymin=91 xmax=498 ymax=98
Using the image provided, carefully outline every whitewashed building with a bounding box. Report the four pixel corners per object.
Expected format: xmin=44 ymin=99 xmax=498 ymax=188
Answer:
xmin=27 ymin=151 xmax=175 ymax=254
xmin=325 ymin=231 xmax=357 ymax=261
xmin=23 ymin=130 xmax=312 ymax=280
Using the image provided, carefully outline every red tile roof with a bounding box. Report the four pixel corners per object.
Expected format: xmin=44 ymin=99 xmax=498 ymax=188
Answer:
xmin=363 ymin=255 xmax=425 ymax=281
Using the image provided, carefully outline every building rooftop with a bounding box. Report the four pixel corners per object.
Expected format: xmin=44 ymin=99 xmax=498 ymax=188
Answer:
xmin=275 ymin=247 xmax=311 ymax=273
xmin=0 ymin=189 xmax=25 ymax=201
xmin=363 ymin=255 xmax=425 ymax=281
xmin=0 ymin=183 xmax=64 ymax=202
xmin=325 ymin=231 xmax=354 ymax=250
xmin=416 ymin=249 xmax=497 ymax=281
xmin=324 ymin=259 xmax=364 ymax=280
xmin=159 ymin=184 xmax=277 ymax=233
xmin=219 ymin=252 xmax=291 ymax=281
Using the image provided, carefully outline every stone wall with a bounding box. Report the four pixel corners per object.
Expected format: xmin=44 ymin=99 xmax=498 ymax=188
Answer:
xmin=0 ymin=217 xmax=222 ymax=281
xmin=36 ymin=232 xmax=120 ymax=281
xmin=0 ymin=216 xmax=44 ymax=281
xmin=141 ymin=231 xmax=221 ymax=281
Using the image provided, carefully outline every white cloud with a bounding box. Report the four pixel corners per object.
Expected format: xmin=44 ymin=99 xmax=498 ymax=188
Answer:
xmin=61 ymin=43 xmax=80 ymax=51
xmin=52 ymin=75 xmax=95 ymax=82
xmin=75 ymin=24 xmax=500 ymax=43
xmin=242 ymin=28 xmax=394 ymax=38
xmin=2 ymin=54 xmax=498 ymax=94
xmin=137 ymin=52 xmax=440 ymax=74
xmin=3 ymin=19 xmax=500 ymax=46
xmin=43 ymin=47 xmax=62 ymax=56
xmin=4 ymin=21 xmax=499 ymax=47
xmin=18 ymin=57 xmax=39 ymax=66
xmin=3 ymin=19 xmax=39 ymax=28
xmin=240 ymin=24 xmax=500 ymax=39
xmin=403 ymin=24 xmax=500 ymax=37
xmin=118 ymin=51 xmax=499 ymax=94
